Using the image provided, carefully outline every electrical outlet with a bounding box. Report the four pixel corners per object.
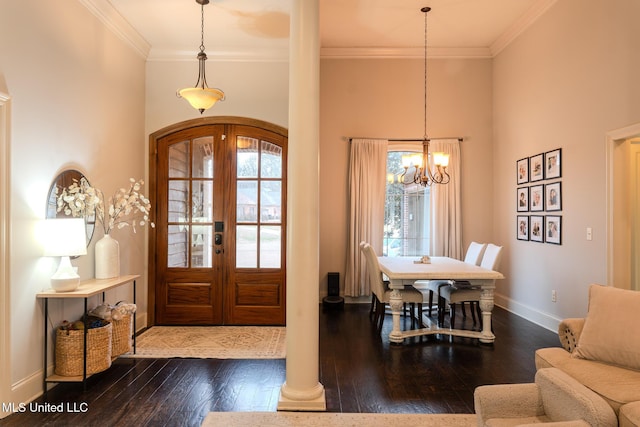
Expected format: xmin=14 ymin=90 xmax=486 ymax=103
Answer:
xmin=551 ymin=290 xmax=557 ymax=302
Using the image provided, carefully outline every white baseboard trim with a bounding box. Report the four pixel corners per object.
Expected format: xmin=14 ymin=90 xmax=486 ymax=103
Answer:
xmin=493 ymin=293 xmax=561 ymax=333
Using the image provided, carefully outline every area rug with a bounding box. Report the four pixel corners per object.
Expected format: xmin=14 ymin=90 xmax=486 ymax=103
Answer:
xmin=124 ymin=326 xmax=286 ymax=359
xmin=202 ymin=412 xmax=477 ymax=427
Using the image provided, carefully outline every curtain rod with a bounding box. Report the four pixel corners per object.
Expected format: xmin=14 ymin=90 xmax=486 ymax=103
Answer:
xmin=344 ymin=136 xmax=463 ymax=143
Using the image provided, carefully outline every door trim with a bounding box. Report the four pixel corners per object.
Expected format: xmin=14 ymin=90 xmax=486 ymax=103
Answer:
xmin=606 ymin=122 xmax=640 ymax=288
xmin=148 ymin=116 xmax=288 ymax=326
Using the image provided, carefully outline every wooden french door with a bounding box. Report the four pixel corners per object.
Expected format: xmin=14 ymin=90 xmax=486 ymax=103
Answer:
xmin=149 ymin=118 xmax=287 ymax=325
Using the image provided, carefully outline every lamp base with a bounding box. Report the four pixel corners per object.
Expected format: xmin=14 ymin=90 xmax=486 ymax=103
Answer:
xmin=51 ymin=277 xmax=80 ymax=292
xmin=51 ymin=256 xmax=80 ymax=292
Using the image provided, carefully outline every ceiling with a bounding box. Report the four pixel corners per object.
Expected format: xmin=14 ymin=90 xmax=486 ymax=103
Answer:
xmin=93 ymin=0 xmax=556 ymax=61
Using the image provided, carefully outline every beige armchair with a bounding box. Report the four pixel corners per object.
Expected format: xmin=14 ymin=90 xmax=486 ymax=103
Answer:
xmin=474 ymin=367 xmax=617 ymax=427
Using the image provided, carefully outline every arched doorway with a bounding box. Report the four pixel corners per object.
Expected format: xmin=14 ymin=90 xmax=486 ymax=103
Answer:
xmin=148 ymin=117 xmax=287 ymax=325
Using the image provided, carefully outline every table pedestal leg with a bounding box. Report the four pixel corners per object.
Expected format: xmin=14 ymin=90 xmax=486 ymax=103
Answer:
xmin=479 ymin=288 xmax=496 ymax=343
xmin=389 ymin=289 xmax=404 ymax=344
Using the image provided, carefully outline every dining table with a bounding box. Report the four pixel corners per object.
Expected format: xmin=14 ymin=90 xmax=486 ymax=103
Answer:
xmin=377 ymin=256 xmax=505 ymax=344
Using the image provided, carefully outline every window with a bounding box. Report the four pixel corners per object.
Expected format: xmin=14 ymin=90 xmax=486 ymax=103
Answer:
xmin=384 ymin=151 xmax=430 ymax=256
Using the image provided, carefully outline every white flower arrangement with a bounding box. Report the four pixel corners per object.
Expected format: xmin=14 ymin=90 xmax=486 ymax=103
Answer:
xmin=57 ymin=178 xmax=154 ymax=235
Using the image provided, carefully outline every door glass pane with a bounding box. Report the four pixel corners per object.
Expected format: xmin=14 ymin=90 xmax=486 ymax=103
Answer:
xmin=168 ymin=180 xmax=189 ymax=223
xmin=237 ymin=137 xmax=258 ymax=178
xmin=192 ymin=180 xmax=213 ymax=222
xmin=169 ymin=141 xmax=190 ymax=178
xmin=168 ymin=224 xmax=188 ymax=267
xmin=261 ymin=141 xmax=282 ymax=178
xmin=193 ymin=137 xmax=214 ymax=178
xmin=260 ymin=181 xmax=281 ymax=223
xmin=191 ymin=224 xmax=212 ymax=268
xmin=236 ymin=225 xmax=257 ymax=268
xmin=260 ymin=226 xmax=281 ymax=268
xmin=237 ymin=181 xmax=257 ymax=222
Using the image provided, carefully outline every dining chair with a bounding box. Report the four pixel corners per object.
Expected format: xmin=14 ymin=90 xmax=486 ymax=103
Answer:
xmin=361 ymin=243 xmax=424 ymax=332
xmin=438 ymin=243 xmax=503 ymax=328
xmin=413 ymin=241 xmax=487 ymax=320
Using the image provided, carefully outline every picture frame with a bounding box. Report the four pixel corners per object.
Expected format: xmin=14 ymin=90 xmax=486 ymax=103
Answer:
xmin=546 ymin=215 xmax=562 ymax=244
xmin=517 ymin=157 xmax=529 ymax=184
xmin=545 ymin=181 xmax=562 ymax=211
xmin=530 ymin=153 xmax=544 ymax=182
xmin=544 ymin=148 xmax=561 ymax=179
xmin=530 ymin=215 xmax=544 ymax=243
xmin=530 ymin=184 xmax=544 ymax=212
xmin=517 ymin=187 xmax=529 ymax=212
xmin=517 ymin=215 xmax=529 ymax=241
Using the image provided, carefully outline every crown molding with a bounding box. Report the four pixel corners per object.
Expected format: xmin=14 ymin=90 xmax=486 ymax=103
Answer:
xmin=79 ymin=0 xmax=151 ymax=59
xmin=320 ymin=47 xmax=492 ymax=60
xmin=148 ymin=48 xmax=290 ymax=63
xmin=490 ymin=0 xmax=558 ymax=56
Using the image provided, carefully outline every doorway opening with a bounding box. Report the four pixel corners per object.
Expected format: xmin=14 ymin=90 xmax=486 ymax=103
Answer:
xmin=148 ymin=117 xmax=288 ymax=326
xmin=606 ymin=122 xmax=640 ymax=291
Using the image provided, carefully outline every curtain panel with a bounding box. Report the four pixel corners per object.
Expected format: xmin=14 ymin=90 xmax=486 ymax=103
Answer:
xmin=345 ymin=139 xmax=388 ymax=297
xmin=429 ymin=138 xmax=463 ymax=260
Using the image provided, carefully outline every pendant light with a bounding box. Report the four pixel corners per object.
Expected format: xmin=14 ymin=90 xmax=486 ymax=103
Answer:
xmin=177 ymin=0 xmax=225 ymax=114
xmin=401 ymin=7 xmax=450 ymax=186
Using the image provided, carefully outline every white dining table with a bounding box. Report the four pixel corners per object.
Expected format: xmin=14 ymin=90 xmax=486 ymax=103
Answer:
xmin=377 ymin=256 xmax=505 ymax=344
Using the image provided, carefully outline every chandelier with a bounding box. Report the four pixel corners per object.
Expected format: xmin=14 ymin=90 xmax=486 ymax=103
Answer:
xmin=401 ymin=7 xmax=450 ymax=186
xmin=177 ymin=0 xmax=225 ymax=114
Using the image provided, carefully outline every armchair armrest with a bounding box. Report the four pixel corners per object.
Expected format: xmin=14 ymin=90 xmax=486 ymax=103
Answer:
xmin=557 ymin=318 xmax=585 ymax=353
xmin=474 ymin=382 xmax=543 ymax=424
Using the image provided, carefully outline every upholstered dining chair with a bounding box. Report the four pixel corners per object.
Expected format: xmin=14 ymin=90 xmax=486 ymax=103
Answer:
xmin=413 ymin=241 xmax=487 ymax=321
xmin=361 ymin=243 xmax=424 ymax=332
xmin=438 ymin=243 xmax=503 ymax=328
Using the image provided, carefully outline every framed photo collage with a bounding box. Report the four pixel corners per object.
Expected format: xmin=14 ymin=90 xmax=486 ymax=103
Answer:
xmin=516 ymin=148 xmax=562 ymax=245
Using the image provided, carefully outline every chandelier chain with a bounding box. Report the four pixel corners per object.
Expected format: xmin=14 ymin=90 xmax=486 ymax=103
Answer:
xmin=199 ymin=2 xmax=206 ymax=54
xmin=424 ymin=7 xmax=428 ymax=142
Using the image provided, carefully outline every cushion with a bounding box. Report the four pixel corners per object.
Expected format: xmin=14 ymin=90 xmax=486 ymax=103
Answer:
xmin=573 ymin=284 xmax=640 ymax=371
xmin=536 ymin=347 xmax=640 ymax=413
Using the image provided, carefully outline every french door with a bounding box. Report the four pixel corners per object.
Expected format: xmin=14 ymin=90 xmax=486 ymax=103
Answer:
xmin=149 ymin=118 xmax=287 ymax=325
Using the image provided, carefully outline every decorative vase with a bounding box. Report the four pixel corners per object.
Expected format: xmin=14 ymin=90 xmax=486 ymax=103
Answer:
xmin=95 ymin=233 xmax=120 ymax=279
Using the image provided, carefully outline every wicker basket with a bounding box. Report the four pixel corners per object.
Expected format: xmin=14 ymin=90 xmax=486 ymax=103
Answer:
xmin=111 ymin=313 xmax=132 ymax=357
xmin=55 ymin=323 xmax=112 ymax=376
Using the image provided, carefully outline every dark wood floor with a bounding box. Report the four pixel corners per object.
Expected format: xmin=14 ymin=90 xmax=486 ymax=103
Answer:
xmin=1 ymin=304 xmax=560 ymax=426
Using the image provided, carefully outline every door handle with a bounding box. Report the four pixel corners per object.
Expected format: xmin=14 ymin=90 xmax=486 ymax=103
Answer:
xmin=215 ymin=234 xmax=222 ymax=245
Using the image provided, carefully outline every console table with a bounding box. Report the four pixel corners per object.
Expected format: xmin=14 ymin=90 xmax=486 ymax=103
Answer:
xmin=36 ymin=274 xmax=139 ymax=393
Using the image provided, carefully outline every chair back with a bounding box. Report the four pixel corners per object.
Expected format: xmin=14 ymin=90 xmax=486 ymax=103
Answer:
xmin=464 ymin=242 xmax=487 ymax=266
xmin=361 ymin=243 xmax=386 ymax=298
xmin=480 ymin=244 xmax=503 ymax=271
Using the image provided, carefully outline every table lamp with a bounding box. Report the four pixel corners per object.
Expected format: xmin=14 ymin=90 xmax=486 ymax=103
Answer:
xmin=43 ymin=218 xmax=87 ymax=292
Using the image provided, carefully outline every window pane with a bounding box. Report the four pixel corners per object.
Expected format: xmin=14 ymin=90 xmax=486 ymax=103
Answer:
xmin=384 ymin=151 xmax=430 ymax=257
xmin=192 ymin=180 xmax=213 ymax=222
xmin=260 ymin=181 xmax=281 ymax=223
xmin=237 ymin=181 xmax=258 ymax=222
xmin=237 ymin=137 xmax=258 ymax=178
xmin=168 ymin=180 xmax=189 ymax=223
xmin=192 ymin=137 xmax=214 ymax=178
xmin=191 ymin=224 xmax=212 ymax=268
xmin=260 ymin=226 xmax=281 ymax=268
xmin=167 ymin=225 xmax=188 ymax=267
xmin=236 ymin=225 xmax=257 ymax=268
xmin=169 ymin=141 xmax=189 ymax=178
xmin=261 ymin=141 xmax=282 ymax=178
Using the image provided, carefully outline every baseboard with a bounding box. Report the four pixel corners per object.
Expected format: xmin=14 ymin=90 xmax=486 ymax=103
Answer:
xmin=493 ymin=293 xmax=561 ymax=333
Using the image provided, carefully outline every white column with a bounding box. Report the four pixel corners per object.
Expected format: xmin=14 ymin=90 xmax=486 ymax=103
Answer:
xmin=278 ymin=0 xmax=325 ymax=411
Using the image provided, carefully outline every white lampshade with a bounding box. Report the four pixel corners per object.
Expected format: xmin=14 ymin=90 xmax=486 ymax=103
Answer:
xmin=43 ymin=218 xmax=87 ymax=292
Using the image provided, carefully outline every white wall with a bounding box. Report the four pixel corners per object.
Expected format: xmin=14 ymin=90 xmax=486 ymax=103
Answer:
xmin=319 ymin=58 xmax=494 ymax=296
xmin=145 ymin=60 xmax=289 ymax=136
xmin=0 ymin=0 xmax=146 ymax=407
xmin=492 ymin=0 xmax=640 ymax=328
